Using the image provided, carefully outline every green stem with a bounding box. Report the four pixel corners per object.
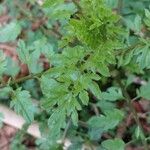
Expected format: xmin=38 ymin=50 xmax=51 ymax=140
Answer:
xmin=118 ymin=80 xmax=148 ymax=150
xmin=62 ymin=118 xmax=72 ymax=142
xmin=78 ymin=120 xmax=88 ymax=128
xmin=0 ymin=69 xmax=51 ymax=88
xmin=89 ymin=102 xmax=99 ymax=116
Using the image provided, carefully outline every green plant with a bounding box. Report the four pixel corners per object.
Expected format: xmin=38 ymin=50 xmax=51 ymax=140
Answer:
xmin=0 ymin=0 xmax=150 ymax=149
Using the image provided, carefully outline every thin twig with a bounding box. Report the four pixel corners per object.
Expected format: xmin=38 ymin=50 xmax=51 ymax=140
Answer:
xmin=62 ymin=118 xmax=72 ymax=143
xmin=78 ymin=120 xmax=88 ymax=128
xmin=0 ymin=69 xmax=51 ymax=88
xmin=89 ymin=102 xmax=99 ymax=116
xmin=118 ymin=80 xmax=149 ymax=150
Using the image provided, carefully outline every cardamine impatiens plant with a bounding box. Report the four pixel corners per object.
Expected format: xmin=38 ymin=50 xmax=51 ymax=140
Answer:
xmin=0 ymin=0 xmax=150 ymax=149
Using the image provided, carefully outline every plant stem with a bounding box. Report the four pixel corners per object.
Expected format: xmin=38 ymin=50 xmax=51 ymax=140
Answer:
xmin=62 ymin=118 xmax=72 ymax=143
xmin=118 ymin=80 xmax=148 ymax=150
xmin=78 ymin=120 xmax=88 ymax=128
xmin=89 ymin=102 xmax=99 ymax=116
xmin=0 ymin=69 xmax=51 ymax=88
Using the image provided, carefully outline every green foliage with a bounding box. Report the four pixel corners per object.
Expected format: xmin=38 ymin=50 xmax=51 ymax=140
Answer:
xmin=79 ymin=90 xmax=89 ymax=105
xmin=138 ymin=80 xmax=150 ymax=100
xmin=144 ymin=8 xmax=150 ymax=29
xmin=125 ymin=15 xmax=142 ymax=34
xmin=88 ymin=109 xmax=124 ymax=131
xmin=48 ymin=108 xmax=66 ymax=141
xmin=17 ymin=39 xmax=50 ymax=73
xmin=1 ymin=0 xmax=150 ymax=149
xmin=106 ymin=0 xmax=119 ymax=8
xmin=4 ymin=57 xmax=20 ymax=77
xmin=100 ymin=87 xmax=124 ymax=101
xmin=0 ymin=51 xmax=7 ymax=79
xmin=0 ymin=21 xmax=21 ymax=42
xmin=43 ymin=0 xmax=76 ymax=20
xmin=10 ymin=88 xmax=36 ymax=123
xmin=0 ymin=87 xmax=12 ymax=99
xmin=101 ymin=138 xmax=125 ymax=150
xmin=0 ymin=113 xmax=4 ymax=128
xmin=43 ymin=0 xmax=64 ymax=7
xmin=135 ymin=126 xmax=144 ymax=140
xmin=134 ymin=44 xmax=150 ymax=69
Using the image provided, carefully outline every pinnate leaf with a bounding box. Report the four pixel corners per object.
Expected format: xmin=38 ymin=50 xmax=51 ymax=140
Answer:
xmin=0 ymin=51 xmax=7 ymax=78
xmin=0 ymin=113 xmax=4 ymax=128
xmin=138 ymin=80 xmax=150 ymax=100
xmin=101 ymin=87 xmax=124 ymax=101
xmin=10 ymin=88 xmax=36 ymax=123
xmin=89 ymin=81 xmax=101 ymax=99
xmin=79 ymin=90 xmax=89 ymax=105
xmin=43 ymin=0 xmax=63 ymax=7
xmin=0 ymin=21 xmax=21 ymax=42
xmin=101 ymin=138 xmax=125 ymax=150
xmin=88 ymin=109 xmax=124 ymax=131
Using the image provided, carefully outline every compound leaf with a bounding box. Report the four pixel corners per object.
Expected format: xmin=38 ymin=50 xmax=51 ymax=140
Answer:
xmin=10 ymin=88 xmax=36 ymax=123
